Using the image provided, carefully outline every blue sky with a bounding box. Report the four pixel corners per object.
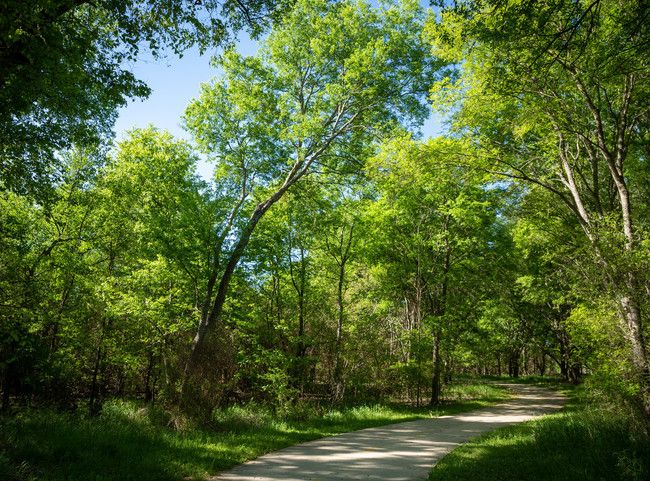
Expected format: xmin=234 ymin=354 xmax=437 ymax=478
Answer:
xmin=113 ymin=32 xmax=258 ymax=142
xmin=113 ymin=33 xmax=259 ymax=179
xmin=113 ymin=47 xmax=218 ymax=143
xmin=113 ymin=29 xmax=446 ymax=180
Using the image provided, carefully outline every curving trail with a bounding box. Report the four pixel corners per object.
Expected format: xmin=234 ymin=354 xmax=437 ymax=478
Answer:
xmin=210 ymin=384 xmax=565 ymax=481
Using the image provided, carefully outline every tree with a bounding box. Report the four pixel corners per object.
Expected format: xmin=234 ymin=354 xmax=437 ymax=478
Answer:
xmin=0 ymin=127 xmax=217 ymax=412
xmin=95 ymin=128 xmax=213 ymax=405
xmin=429 ymin=0 xmax=650 ymax=415
xmin=0 ymin=148 xmax=107 ymax=410
xmin=511 ymin=188 xmax=591 ymax=382
xmin=366 ymin=135 xmax=500 ymax=404
xmin=320 ymin=196 xmax=358 ymax=401
xmin=0 ymin=0 xmax=291 ymax=197
xmin=179 ymin=0 xmax=440 ymax=406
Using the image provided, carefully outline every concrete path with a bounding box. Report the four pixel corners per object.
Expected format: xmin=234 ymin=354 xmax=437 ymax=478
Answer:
xmin=211 ymin=384 xmax=565 ymax=481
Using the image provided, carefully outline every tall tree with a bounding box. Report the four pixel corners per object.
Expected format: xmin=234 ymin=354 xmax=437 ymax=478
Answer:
xmin=180 ymin=0 xmax=440 ymax=406
xmin=429 ymin=0 xmax=650 ymax=415
xmin=320 ymin=198 xmax=358 ymax=401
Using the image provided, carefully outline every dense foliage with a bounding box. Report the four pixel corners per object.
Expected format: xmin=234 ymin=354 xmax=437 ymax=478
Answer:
xmin=0 ymin=0 xmax=291 ymax=197
xmin=1 ymin=0 xmax=649 ymax=457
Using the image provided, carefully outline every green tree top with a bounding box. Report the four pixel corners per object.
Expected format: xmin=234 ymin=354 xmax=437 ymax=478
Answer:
xmin=0 ymin=0 xmax=292 ymax=198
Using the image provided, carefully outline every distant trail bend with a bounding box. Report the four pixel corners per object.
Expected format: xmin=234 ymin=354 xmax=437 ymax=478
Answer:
xmin=211 ymin=384 xmax=566 ymax=481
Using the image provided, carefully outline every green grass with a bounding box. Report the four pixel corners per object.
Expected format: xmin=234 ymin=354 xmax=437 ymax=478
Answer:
xmin=428 ymin=383 xmax=650 ymax=481
xmin=0 ymin=380 xmax=508 ymax=481
xmin=463 ymin=373 xmax=568 ymax=387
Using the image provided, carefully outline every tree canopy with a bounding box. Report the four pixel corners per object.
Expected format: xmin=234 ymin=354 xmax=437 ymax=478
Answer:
xmin=1 ymin=0 xmax=650 ymax=434
xmin=0 ymin=0 xmax=291 ymax=197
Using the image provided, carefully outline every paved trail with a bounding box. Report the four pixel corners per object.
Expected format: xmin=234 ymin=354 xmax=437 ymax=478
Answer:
xmin=211 ymin=384 xmax=565 ymax=481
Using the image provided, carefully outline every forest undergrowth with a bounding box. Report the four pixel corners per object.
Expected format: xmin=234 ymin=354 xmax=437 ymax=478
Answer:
xmin=0 ymin=380 xmax=507 ymax=481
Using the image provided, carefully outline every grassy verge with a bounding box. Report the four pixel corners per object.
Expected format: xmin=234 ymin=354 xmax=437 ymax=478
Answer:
xmin=0 ymin=380 xmax=507 ymax=481
xmin=428 ymin=382 xmax=650 ymax=481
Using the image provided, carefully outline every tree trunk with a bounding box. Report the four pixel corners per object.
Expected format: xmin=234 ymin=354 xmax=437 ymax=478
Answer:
xmin=572 ymin=72 xmax=650 ymax=415
xmin=538 ymin=352 xmax=547 ymax=376
xmin=181 ymin=159 xmax=313 ymax=406
xmin=88 ymin=343 xmax=103 ymax=416
xmin=559 ymin=359 xmax=569 ymax=381
xmin=430 ymin=333 xmax=441 ymax=406
xmin=619 ymin=294 xmax=650 ymax=416
xmin=430 ymin=235 xmax=450 ymax=406
xmin=1 ymin=363 xmax=11 ymax=412
xmin=144 ymin=350 xmax=155 ymax=403
xmin=181 ymin=200 xmax=279 ymax=404
xmin=568 ymin=363 xmax=582 ymax=385
xmin=332 ymin=260 xmax=345 ymax=401
xmin=290 ymin=244 xmax=308 ymax=391
xmin=508 ymin=350 xmax=520 ymax=378
xmin=331 ymin=224 xmax=354 ymax=402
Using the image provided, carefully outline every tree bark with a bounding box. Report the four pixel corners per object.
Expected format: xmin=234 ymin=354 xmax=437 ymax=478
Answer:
xmin=430 ymin=229 xmax=451 ymax=406
xmin=332 ymin=260 xmax=346 ymax=401
xmin=430 ymin=333 xmax=442 ymax=405
xmin=289 ymin=242 xmax=308 ymax=390
xmin=330 ymin=223 xmax=354 ymax=402
xmin=88 ymin=343 xmax=103 ymax=416
xmin=144 ymin=350 xmax=155 ymax=403
xmin=619 ymin=294 xmax=650 ymax=416
xmin=508 ymin=350 xmax=520 ymax=378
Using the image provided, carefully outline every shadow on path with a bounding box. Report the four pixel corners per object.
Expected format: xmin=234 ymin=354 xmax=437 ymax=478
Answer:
xmin=211 ymin=385 xmax=565 ymax=481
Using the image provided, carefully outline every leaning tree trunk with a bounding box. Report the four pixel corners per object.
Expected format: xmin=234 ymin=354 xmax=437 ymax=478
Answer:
xmin=180 ymin=151 xmax=322 ymax=409
xmin=181 ymin=183 xmax=298 ymax=407
xmin=182 ymin=209 xmax=264 ymax=400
